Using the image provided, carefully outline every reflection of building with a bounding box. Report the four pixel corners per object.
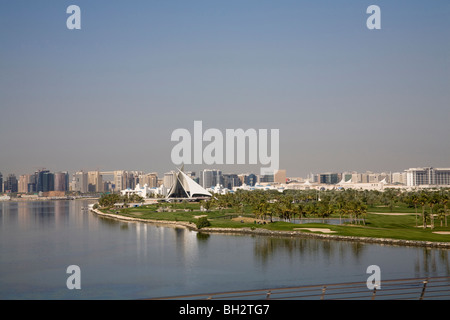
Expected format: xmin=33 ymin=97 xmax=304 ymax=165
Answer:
xmin=406 ymin=167 xmax=450 ymax=187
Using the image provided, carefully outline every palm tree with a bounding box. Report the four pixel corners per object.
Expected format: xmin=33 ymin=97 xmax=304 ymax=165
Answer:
xmin=355 ymin=200 xmax=368 ymax=225
xmin=305 ymin=203 xmax=316 ymax=220
xmin=418 ymin=192 xmax=429 ymax=229
xmin=345 ymin=200 xmax=357 ymax=225
xmin=318 ymin=201 xmax=334 ymax=223
xmin=266 ymin=202 xmax=278 ymax=223
xmin=296 ymin=203 xmax=305 ymax=222
xmin=437 ymin=205 xmax=446 ymax=227
xmin=409 ymin=192 xmax=420 ymax=227
xmin=334 ymin=194 xmax=346 ymax=225
xmin=428 ymin=192 xmax=440 ymax=230
xmin=441 ymin=193 xmax=449 ymax=227
xmin=254 ymin=201 xmax=268 ymax=221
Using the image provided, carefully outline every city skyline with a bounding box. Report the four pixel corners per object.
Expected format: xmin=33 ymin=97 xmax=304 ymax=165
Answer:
xmin=2 ymin=164 xmax=449 ymax=189
xmin=1 ymin=1 xmax=449 ymax=178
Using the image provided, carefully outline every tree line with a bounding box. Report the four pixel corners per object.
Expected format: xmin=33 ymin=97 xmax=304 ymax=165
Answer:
xmin=208 ymin=188 xmax=450 ymax=228
xmin=97 ymin=193 xmax=144 ymax=208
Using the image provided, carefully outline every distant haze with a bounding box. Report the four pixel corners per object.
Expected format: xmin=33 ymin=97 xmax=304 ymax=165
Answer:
xmin=1 ymin=0 xmax=449 ymax=177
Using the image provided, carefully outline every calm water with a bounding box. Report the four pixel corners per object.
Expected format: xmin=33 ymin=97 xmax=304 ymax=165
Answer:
xmin=1 ymin=200 xmax=449 ymax=300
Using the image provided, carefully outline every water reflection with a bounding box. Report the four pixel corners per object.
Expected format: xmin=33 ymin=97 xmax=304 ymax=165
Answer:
xmin=1 ymin=200 xmax=450 ymax=299
xmin=415 ymin=248 xmax=450 ymax=277
xmin=252 ymin=236 xmax=368 ymax=265
xmin=196 ymin=232 xmax=210 ymax=241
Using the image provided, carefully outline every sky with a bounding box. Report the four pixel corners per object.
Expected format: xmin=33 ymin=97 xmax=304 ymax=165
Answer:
xmin=1 ymin=0 xmax=449 ymax=178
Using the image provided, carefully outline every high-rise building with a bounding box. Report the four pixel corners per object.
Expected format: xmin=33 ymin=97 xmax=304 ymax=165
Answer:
xmin=0 ymin=172 xmax=3 ymax=193
xmin=139 ymin=173 xmax=158 ymax=188
xmin=5 ymin=174 xmax=18 ymax=193
xmin=163 ymin=171 xmax=176 ymax=189
xmin=126 ymin=171 xmax=137 ymax=190
xmin=199 ymin=169 xmax=222 ymax=188
xmin=222 ymin=173 xmax=241 ymax=189
xmin=88 ymin=171 xmax=103 ymax=192
xmin=113 ymin=171 xmax=126 ymax=191
xmin=71 ymin=171 xmax=88 ymax=193
xmin=392 ymin=172 xmax=407 ymax=185
xmin=406 ymin=167 xmax=450 ymax=187
xmin=259 ymin=173 xmax=274 ymax=183
xmin=274 ymin=169 xmax=286 ymax=184
xmin=128 ymin=171 xmax=139 ymax=189
xmin=36 ymin=170 xmax=54 ymax=192
xmin=54 ymin=172 xmax=69 ymax=192
xmin=18 ymin=174 xmax=36 ymax=193
xmin=238 ymin=173 xmax=257 ymax=186
xmin=341 ymin=172 xmax=354 ymax=183
xmin=319 ymin=173 xmax=339 ymax=185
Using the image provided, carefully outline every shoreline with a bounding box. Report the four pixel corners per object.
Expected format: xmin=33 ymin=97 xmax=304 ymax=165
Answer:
xmin=90 ymin=208 xmax=450 ymax=249
xmin=0 ymin=197 xmax=99 ymax=202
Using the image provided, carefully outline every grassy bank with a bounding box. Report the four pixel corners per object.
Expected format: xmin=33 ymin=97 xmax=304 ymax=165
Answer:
xmin=98 ymin=202 xmax=450 ymax=244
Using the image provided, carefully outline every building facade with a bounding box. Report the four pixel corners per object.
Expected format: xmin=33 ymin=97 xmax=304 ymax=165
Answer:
xmin=139 ymin=173 xmax=158 ymax=188
xmin=406 ymin=167 xmax=450 ymax=187
xmin=274 ymin=169 xmax=286 ymax=184
xmin=199 ymin=169 xmax=223 ymax=189
xmin=4 ymin=174 xmax=18 ymax=193
xmin=72 ymin=171 xmax=88 ymax=193
xmin=54 ymin=172 xmax=69 ymax=192
xmin=319 ymin=173 xmax=339 ymax=185
xmin=88 ymin=171 xmax=103 ymax=192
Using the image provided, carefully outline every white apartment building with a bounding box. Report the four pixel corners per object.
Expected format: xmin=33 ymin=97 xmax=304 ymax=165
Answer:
xmin=406 ymin=167 xmax=450 ymax=187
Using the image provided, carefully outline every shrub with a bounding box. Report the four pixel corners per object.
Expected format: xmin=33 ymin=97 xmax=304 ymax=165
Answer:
xmin=196 ymin=216 xmax=211 ymax=229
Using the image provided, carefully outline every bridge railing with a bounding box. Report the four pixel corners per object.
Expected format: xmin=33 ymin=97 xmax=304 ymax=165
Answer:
xmin=150 ymin=276 xmax=450 ymax=300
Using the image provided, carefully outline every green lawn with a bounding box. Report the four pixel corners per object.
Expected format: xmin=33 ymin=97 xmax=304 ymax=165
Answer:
xmin=367 ymin=203 xmax=418 ymax=214
xmin=99 ymin=202 xmax=450 ymax=243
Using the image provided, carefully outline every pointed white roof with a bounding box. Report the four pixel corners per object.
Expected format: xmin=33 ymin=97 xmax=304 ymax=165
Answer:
xmin=178 ymin=169 xmax=212 ymax=197
xmin=166 ymin=167 xmax=212 ymax=199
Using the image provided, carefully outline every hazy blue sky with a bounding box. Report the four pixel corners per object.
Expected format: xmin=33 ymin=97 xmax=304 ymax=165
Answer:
xmin=1 ymin=0 xmax=449 ymax=177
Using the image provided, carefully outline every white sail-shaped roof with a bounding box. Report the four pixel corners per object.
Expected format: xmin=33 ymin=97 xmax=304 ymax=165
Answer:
xmin=178 ymin=169 xmax=212 ymax=197
xmin=167 ymin=167 xmax=212 ymax=199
